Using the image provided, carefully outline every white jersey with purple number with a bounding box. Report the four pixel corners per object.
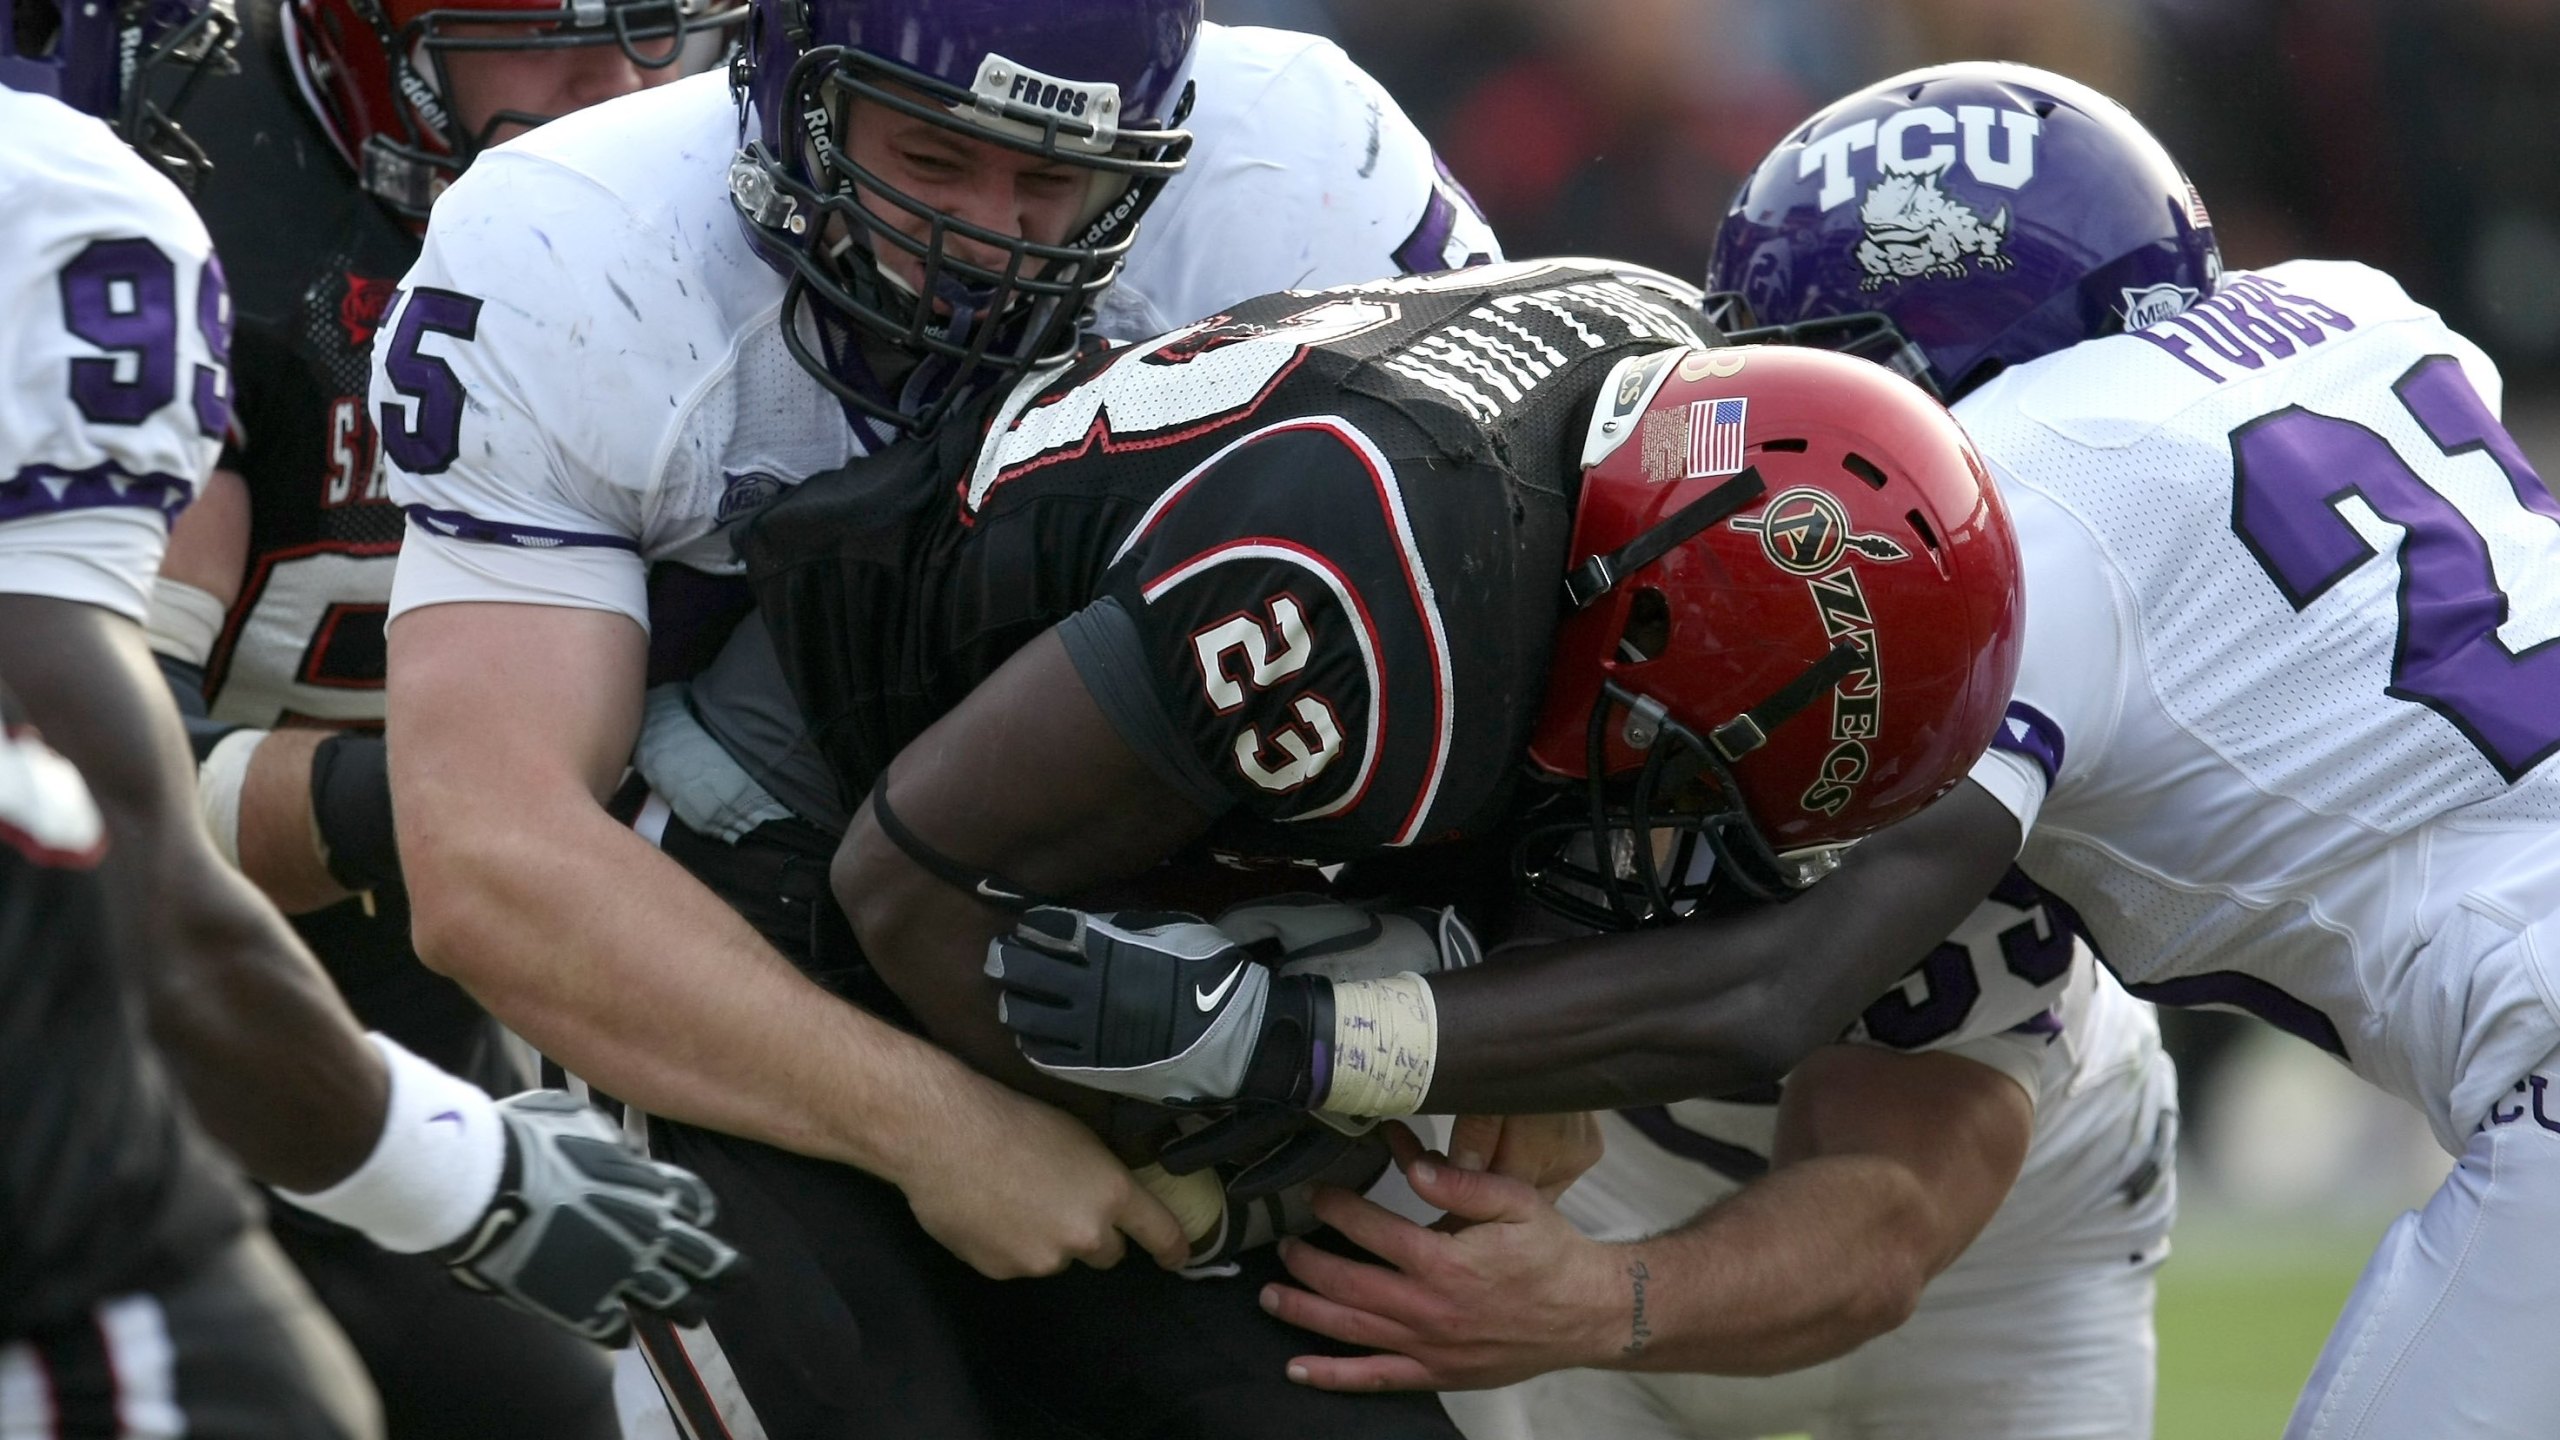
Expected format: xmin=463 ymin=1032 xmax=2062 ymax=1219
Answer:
xmin=378 ymin=23 xmax=1499 ymax=632
xmin=0 ymin=89 xmax=228 ymax=624
xmin=1962 ymin=260 xmax=2560 ymax=1149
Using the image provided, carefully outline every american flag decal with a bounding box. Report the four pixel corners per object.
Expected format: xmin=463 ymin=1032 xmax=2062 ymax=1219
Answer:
xmin=1688 ymin=398 xmax=1747 ymax=478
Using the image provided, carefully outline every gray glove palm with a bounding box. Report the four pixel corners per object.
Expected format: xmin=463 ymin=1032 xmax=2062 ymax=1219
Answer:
xmin=441 ymin=1091 xmax=740 ymax=1344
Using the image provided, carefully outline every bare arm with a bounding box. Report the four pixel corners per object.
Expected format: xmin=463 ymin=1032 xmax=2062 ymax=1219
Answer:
xmin=1263 ymin=1042 xmax=2033 ymax=1389
xmin=836 ymin=627 xmax=1216 ymax=1099
xmin=0 ymin=593 xmax=383 ymax=1191
xmin=391 ymin=602 xmax=1187 ymax=1273
xmin=1422 ymin=781 xmax=2024 ymax=1111
xmin=156 ymin=466 xmax=353 ymax=912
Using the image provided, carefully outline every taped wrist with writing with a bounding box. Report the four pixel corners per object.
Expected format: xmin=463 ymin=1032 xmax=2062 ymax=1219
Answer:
xmin=1319 ymin=972 xmax=1438 ymax=1118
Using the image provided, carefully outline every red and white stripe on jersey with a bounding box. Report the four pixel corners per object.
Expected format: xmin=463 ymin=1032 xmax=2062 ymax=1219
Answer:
xmin=1119 ymin=416 xmax=1456 ymax=845
xmin=0 ymin=1292 xmax=182 ymax=1439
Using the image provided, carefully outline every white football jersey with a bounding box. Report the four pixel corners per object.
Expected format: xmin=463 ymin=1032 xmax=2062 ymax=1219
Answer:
xmin=1962 ymin=260 xmax=2560 ymax=1149
xmin=0 ymin=89 xmax=227 ymax=625
xmin=380 ymin=24 xmax=1499 ymax=631
xmin=1587 ymin=896 xmax=2170 ymax=1265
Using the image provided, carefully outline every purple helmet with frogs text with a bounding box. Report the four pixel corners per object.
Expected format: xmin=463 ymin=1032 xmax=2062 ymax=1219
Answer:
xmin=729 ymin=0 xmax=1199 ymax=434
xmin=2 ymin=0 xmax=239 ymax=188
xmin=1704 ymin=62 xmax=2220 ymax=400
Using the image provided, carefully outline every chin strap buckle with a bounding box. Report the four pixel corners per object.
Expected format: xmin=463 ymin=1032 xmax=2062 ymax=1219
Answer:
xmin=729 ymin=154 xmax=804 ymax=234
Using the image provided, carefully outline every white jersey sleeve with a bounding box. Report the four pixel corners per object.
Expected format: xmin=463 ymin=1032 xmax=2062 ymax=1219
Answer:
xmin=377 ymin=141 xmax=736 ymax=629
xmin=1962 ymin=473 xmax=2139 ymax=839
xmin=1096 ymin=23 xmax=1501 ymax=341
xmin=0 ymin=92 xmax=227 ymax=625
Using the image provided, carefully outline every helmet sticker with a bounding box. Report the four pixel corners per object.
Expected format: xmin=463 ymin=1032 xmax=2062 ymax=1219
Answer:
xmin=1685 ymin=397 xmax=1748 ymax=478
xmin=1855 ymin=168 xmax=2014 ymax=290
xmin=1730 ymin=486 xmax=1910 ymax=576
xmin=2118 ymin=282 xmax=2200 ymax=329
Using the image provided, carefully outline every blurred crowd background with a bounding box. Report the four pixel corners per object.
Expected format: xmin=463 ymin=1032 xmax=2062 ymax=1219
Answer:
xmin=1210 ymin=0 xmax=2560 ymax=417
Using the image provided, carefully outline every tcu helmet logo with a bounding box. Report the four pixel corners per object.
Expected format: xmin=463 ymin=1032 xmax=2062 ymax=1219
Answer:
xmin=1731 ymin=486 xmax=1911 ymax=575
xmin=1798 ymin=105 xmax=2041 ymax=290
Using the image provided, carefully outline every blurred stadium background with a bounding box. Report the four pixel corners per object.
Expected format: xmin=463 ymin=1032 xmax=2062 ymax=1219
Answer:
xmin=1204 ymin=0 xmax=2554 ymax=1431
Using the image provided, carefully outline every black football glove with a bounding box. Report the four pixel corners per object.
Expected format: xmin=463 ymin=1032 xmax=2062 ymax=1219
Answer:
xmin=986 ymin=907 xmax=1334 ymax=1108
xmin=440 ymin=1091 xmax=741 ymax=1344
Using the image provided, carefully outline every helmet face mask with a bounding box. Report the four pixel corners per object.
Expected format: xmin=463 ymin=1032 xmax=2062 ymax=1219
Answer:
xmin=290 ymin=0 xmax=746 ymax=219
xmin=5 ymin=0 xmax=241 ymax=190
xmin=1513 ymin=680 xmax=1845 ymax=931
xmin=1705 ymin=61 xmax=2221 ymax=401
xmin=729 ymin=0 xmax=1199 ymax=436
xmin=1519 ymin=343 xmax=2025 ymax=929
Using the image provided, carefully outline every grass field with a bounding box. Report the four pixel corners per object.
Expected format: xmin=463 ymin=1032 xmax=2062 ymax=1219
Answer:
xmin=2153 ymin=1222 xmax=2373 ymax=1439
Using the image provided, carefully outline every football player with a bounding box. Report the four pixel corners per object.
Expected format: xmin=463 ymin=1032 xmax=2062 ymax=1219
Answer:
xmin=140 ymin=0 xmax=740 ymax=1431
xmin=0 ymin=0 xmax=736 ymax=1391
xmin=759 ymin=262 xmax=2019 ymax=1430
xmin=998 ymin=61 xmax=2560 ymax=1440
xmin=372 ymin=0 xmax=1502 ymax=1433
xmin=1 ymin=695 xmax=379 ymax=1439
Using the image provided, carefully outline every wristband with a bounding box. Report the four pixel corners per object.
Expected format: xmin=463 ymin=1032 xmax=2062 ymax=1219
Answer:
xmin=196 ymin=728 xmax=266 ymax=869
xmin=274 ymin=1033 xmax=506 ymax=1253
xmin=144 ymin=576 xmax=227 ymax=667
xmin=310 ymin=731 xmax=401 ymax=892
xmin=1318 ymin=973 xmax=1438 ymax=1119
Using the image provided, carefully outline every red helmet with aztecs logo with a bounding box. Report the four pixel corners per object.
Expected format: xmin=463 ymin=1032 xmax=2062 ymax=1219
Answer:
xmin=1514 ymin=343 xmax=2022 ymax=927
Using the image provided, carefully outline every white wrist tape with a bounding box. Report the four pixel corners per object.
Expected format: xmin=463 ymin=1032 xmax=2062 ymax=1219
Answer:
xmin=1322 ymin=973 xmax=1439 ymax=1119
xmin=144 ymin=576 xmax=228 ymax=666
xmin=275 ymin=1033 xmax=506 ymax=1253
xmin=1133 ymin=1160 xmax=1228 ymax=1261
xmin=196 ymin=728 xmax=266 ymax=869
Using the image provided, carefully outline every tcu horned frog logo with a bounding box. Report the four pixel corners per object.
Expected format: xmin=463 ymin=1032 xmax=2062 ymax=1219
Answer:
xmin=1731 ymin=486 xmax=1911 ymax=817
xmin=1795 ymin=103 xmax=2041 ymax=290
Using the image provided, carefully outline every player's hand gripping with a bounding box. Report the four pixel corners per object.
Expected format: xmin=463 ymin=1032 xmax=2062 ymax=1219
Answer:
xmin=986 ymin=897 xmax=1481 ymax=1113
xmin=440 ymin=1091 xmax=740 ymax=1343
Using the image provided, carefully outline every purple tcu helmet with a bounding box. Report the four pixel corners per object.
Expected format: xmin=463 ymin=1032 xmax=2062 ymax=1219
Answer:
xmin=2 ymin=0 xmax=239 ymax=187
xmin=728 ymin=0 xmax=1199 ymax=434
xmin=1705 ymin=62 xmax=2221 ymax=400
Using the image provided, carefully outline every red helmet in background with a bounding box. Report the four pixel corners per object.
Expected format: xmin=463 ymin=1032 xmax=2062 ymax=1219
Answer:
xmin=286 ymin=0 xmax=743 ymax=220
xmin=1515 ymin=343 xmax=2021 ymax=927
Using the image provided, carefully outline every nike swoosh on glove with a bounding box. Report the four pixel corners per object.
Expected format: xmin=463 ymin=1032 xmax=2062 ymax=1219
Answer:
xmin=441 ymin=1091 xmax=741 ymax=1344
xmin=986 ymin=906 xmax=1330 ymax=1107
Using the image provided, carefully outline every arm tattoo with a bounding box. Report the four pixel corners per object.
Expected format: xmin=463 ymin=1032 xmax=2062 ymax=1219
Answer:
xmin=1621 ymin=1258 xmax=1653 ymax=1358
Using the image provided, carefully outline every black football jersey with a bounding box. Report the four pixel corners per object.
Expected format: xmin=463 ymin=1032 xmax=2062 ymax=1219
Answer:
xmin=745 ymin=259 xmax=1709 ymax=862
xmin=0 ymin=706 xmax=249 ymax=1335
xmin=183 ymin=0 xmax=417 ymax=730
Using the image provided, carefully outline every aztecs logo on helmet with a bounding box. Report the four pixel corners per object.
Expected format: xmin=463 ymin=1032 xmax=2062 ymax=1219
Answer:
xmin=1731 ymin=487 xmax=1912 ymax=576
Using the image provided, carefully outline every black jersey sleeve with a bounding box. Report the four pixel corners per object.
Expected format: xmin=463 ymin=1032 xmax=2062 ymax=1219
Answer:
xmin=1057 ymin=418 xmax=1518 ymax=857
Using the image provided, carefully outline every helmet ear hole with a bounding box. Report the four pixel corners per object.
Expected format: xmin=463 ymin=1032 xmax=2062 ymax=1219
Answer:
xmin=1841 ymin=453 xmax=1889 ymax=490
xmin=1760 ymin=437 xmax=1807 ymax=454
xmin=1616 ymin=587 xmax=1672 ymax=665
xmin=1907 ymin=507 xmax=1942 ymax=556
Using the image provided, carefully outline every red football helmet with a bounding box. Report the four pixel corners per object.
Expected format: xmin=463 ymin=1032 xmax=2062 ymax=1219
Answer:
xmin=1516 ymin=343 xmax=2022 ymax=926
xmin=287 ymin=0 xmax=743 ymax=220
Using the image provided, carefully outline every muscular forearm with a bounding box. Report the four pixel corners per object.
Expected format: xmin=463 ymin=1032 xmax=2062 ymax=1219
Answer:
xmin=0 ymin=596 xmax=385 ymax=1190
xmin=1604 ymin=1153 xmax=1940 ymax=1376
xmin=405 ymin=783 xmax=997 ymax=1181
xmin=1422 ymin=785 xmax=2022 ymax=1112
